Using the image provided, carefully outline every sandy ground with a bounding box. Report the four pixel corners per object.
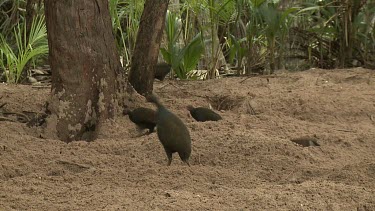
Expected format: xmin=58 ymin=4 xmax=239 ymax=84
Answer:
xmin=0 ymin=68 xmax=375 ymax=211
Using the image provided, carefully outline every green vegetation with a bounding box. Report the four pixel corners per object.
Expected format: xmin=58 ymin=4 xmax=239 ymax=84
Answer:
xmin=160 ymin=10 xmax=204 ymax=79
xmin=0 ymin=14 xmax=48 ymax=83
xmin=1 ymin=0 xmax=374 ymax=83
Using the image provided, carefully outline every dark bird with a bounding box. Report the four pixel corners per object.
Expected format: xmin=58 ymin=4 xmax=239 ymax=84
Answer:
xmin=125 ymin=107 xmax=157 ymax=135
xmin=154 ymin=62 xmax=171 ymax=81
xmin=187 ymin=106 xmax=222 ymax=122
xmin=147 ymin=94 xmax=191 ymax=166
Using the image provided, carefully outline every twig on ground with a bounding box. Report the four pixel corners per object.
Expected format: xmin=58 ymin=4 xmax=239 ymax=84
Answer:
xmin=0 ymin=116 xmax=16 ymax=122
xmin=159 ymin=82 xmax=182 ymax=90
xmin=3 ymin=111 xmax=31 ymax=122
xmin=0 ymin=103 xmax=6 ymax=109
xmin=336 ymin=129 xmax=355 ymax=132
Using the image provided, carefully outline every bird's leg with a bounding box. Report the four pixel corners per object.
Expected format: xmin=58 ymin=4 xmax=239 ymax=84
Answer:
xmin=164 ymin=149 xmax=173 ymax=166
xmin=179 ymin=152 xmax=191 ymax=167
xmin=167 ymin=158 xmax=172 ymax=166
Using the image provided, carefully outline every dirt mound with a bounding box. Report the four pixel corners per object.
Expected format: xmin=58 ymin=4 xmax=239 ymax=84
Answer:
xmin=1 ymin=68 xmax=375 ymax=210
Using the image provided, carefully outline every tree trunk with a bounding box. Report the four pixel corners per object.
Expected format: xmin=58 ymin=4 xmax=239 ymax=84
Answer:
xmin=44 ymin=0 xmax=124 ymax=142
xmin=128 ymin=0 xmax=169 ymax=96
xmin=26 ymin=0 xmax=38 ymax=42
xmin=339 ymin=0 xmax=363 ymax=68
xmin=198 ymin=2 xmax=226 ymax=79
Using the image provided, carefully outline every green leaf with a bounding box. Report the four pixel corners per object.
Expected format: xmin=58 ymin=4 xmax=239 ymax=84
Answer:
xmin=0 ymin=14 xmax=48 ymax=83
xmin=160 ymin=48 xmax=171 ymax=64
xmin=183 ymin=32 xmax=204 ymax=73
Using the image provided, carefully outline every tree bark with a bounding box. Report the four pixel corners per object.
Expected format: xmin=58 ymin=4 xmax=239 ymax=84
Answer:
xmin=44 ymin=0 xmax=124 ymax=142
xmin=26 ymin=0 xmax=38 ymax=42
xmin=128 ymin=0 xmax=169 ymax=95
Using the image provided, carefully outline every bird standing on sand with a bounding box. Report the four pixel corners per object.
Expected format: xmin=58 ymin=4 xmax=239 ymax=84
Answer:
xmin=187 ymin=106 xmax=222 ymax=122
xmin=147 ymin=94 xmax=191 ymax=166
xmin=154 ymin=62 xmax=171 ymax=81
xmin=125 ymin=107 xmax=157 ymax=135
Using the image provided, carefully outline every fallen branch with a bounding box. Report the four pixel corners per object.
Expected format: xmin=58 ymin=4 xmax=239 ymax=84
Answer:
xmin=0 ymin=116 xmax=16 ymax=122
xmin=2 ymin=111 xmax=30 ymax=122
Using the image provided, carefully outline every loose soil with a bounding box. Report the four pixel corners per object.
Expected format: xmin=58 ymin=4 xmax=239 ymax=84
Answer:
xmin=1 ymin=68 xmax=374 ymax=210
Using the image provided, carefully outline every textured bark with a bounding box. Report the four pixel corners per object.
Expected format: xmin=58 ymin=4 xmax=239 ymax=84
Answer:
xmin=129 ymin=0 xmax=169 ymax=95
xmin=44 ymin=0 xmax=123 ymax=142
xmin=26 ymin=0 xmax=38 ymax=41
